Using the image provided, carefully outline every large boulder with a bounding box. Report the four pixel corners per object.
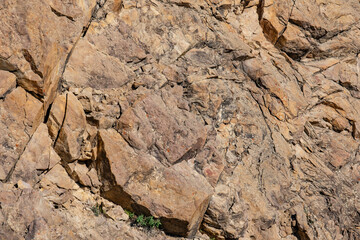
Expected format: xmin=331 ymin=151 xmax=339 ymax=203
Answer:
xmin=97 ymin=128 xmax=213 ymax=237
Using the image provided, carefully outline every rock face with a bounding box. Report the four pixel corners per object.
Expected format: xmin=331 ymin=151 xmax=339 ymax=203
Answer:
xmin=0 ymin=70 xmax=16 ymax=98
xmin=11 ymin=123 xmax=60 ymax=186
xmin=0 ymin=87 xmax=42 ymax=181
xmin=0 ymin=0 xmax=96 ymax=108
xmin=116 ymin=87 xmax=207 ymax=165
xmin=97 ymin=128 xmax=213 ymax=236
xmin=47 ymin=92 xmax=87 ymax=162
xmin=1 ymin=0 xmax=360 ymax=239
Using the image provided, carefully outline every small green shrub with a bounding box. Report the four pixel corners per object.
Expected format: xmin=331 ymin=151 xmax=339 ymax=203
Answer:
xmin=137 ymin=215 xmax=147 ymax=226
xmin=136 ymin=214 xmax=161 ymax=228
xmin=125 ymin=210 xmax=161 ymax=229
xmin=147 ymin=216 xmax=161 ymax=228
xmin=91 ymin=203 xmax=105 ymax=217
xmin=125 ymin=210 xmax=135 ymax=219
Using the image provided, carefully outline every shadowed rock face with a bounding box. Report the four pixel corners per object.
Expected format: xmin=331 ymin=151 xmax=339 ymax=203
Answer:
xmin=1 ymin=0 xmax=360 ymax=239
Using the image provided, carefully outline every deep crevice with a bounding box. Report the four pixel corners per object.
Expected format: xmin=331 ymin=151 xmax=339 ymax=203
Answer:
xmin=81 ymin=0 xmax=109 ymax=37
xmin=43 ymin=102 xmax=53 ymax=123
xmin=257 ymin=0 xmax=265 ymax=21
xmin=274 ymin=0 xmax=296 ymax=46
xmin=50 ymin=7 xmax=75 ymax=22
xmin=21 ymin=49 xmax=44 ymax=79
xmin=3 ymin=134 xmax=34 ymax=183
xmin=291 ymin=214 xmax=310 ymax=240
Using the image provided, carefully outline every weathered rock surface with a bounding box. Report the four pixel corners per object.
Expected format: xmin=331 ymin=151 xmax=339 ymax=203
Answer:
xmin=0 ymin=0 xmax=96 ymax=108
xmin=47 ymin=92 xmax=87 ymax=162
xmin=0 ymin=87 xmax=42 ymax=181
xmin=117 ymin=86 xmax=207 ymax=165
xmin=0 ymin=180 xmax=188 ymax=240
xmin=97 ymin=128 xmax=213 ymax=237
xmin=0 ymin=70 xmax=16 ymax=98
xmin=2 ymin=0 xmax=360 ymax=239
xmin=11 ymin=123 xmax=60 ymax=186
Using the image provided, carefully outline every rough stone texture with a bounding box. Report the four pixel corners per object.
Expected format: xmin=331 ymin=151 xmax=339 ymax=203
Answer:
xmin=97 ymin=128 xmax=213 ymax=237
xmin=11 ymin=123 xmax=60 ymax=186
xmin=0 ymin=0 xmax=96 ymax=108
xmin=0 ymin=87 xmax=42 ymax=180
xmin=47 ymin=92 xmax=87 ymax=162
xmin=2 ymin=0 xmax=360 ymax=239
xmin=0 ymin=70 xmax=16 ymax=98
xmin=116 ymin=86 xmax=207 ymax=165
xmin=0 ymin=182 xmax=196 ymax=240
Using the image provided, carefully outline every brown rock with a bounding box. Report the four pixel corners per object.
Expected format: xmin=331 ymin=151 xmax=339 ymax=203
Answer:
xmin=117 ymin=87 xmax=207 ymax=165
xmin=3 ymin=87 xmax=43 ymax=133
xmin=40 ymin=164 xmax=79 ymax=190
xmin=260 ymin=0 xmax=360 ymax=59
xmin=47 ymin=92 xmax=87 ymax=162
xmin=0 ymin=166 xmax=6 ymax=181
xmin=87 ymin=168 xmax=102 ymax=188
xmin=97 ymin=128 xmax=213 ymax=237
xmin=73 ymin=162 xmax=92 ymax=187
xmin=2 ymin=0 xmax=360 ymax=239
xmin=0 ymin=70 xmax=16 ymax=98
xmin=11 ymin=123 xmax=60 ymax=186
xmin=192 ymin=139 xmax=224 ymax=187
xmin=63 ymin=12 xmax=147 ymax=89
xmin=63 ymin=39 xmax=135 ymax=89
xmin=0 ymin=0 xmax=96 ymax=110
xmin=0 ymin=87 xmax=42 ymax=179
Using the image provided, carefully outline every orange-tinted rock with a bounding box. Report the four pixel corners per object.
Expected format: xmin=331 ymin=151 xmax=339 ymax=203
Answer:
xmin=11 ymin=123 xmax=60 ymax=186
xmin=97 ymin=128 xmax=213 ymax=237
xmin=1 ymin=0 xmax=360 ymax=239
xmin=0 ymin=87 xmax=42 ymax=179
xmin=0 ymin=0 xmax=96 ymax=109
xmin=47 ymin=92 xmax=86 ymax=162
xmin=0 ymin=71 xmax=16 ymax=98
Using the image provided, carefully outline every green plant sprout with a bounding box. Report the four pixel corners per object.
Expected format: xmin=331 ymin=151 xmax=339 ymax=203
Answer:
xmin=125 ymin=210 xmax=161 ymax=229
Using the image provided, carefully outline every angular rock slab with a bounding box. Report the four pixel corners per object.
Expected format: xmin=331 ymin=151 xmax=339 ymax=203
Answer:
xmin=63 ymin=12 xmax=145 ymax=89
xmin=62 ymin=38 xmax=135 ymax=89
xmin=47 ymin=92 xmax=86 ymax=162
xmin=97 ymin=129 xmax=213 ymax=237
xmin=117 ymin=87 xmax=207 ymax=166
xmin=11 ymin=123 xmax=60 ymax=186
xmin=0 ymin=87 xmax=42 ymax=180
xmin=260 ymin=0 xmax=360 ymax=58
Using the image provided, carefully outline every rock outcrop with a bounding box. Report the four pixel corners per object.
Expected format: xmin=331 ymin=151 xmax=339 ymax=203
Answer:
xmin=97 ymin=128 xmax=213 ymax=236
xmin=1 ymin=0 xmax=360 ymax=239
